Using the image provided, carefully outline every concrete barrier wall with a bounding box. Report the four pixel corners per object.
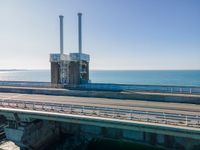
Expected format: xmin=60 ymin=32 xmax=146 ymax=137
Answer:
xmin=0 ymin=86 xmax=200 ymax=104
xmin=1 ymin=81 xmax=200 ymax=94
xmin=0 ymin=81 xmax=51 ymax=88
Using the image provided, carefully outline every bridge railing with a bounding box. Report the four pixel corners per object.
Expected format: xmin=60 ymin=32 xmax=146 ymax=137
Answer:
xmin=0 ymin=99 xmax=199 ymax=128
xmin=0 ymin=81 xmax=200 ymax=95
xmin=78 ymin=83 xmax=200 ymax=94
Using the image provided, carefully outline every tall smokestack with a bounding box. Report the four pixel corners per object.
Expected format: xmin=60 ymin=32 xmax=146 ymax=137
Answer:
xmin=59 ymin=15 xmax=64 ymax=55
xmin=78 ymin=13 xmax=82 ymax=54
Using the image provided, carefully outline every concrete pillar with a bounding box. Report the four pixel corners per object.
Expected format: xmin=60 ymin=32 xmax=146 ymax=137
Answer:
xmin=4 ymin=120 xmax=59 ymax=150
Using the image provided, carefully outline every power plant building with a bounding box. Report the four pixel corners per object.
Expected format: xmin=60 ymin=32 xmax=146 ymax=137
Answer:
xmin=50 ymin=13 xmax=90 ymax=87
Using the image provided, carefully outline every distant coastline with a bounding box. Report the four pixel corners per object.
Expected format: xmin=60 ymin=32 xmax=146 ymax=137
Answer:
xmin=0 ymin=69 xmax=28 ymax=71
xmin=1 ymin=69 xmax=200 ymax=71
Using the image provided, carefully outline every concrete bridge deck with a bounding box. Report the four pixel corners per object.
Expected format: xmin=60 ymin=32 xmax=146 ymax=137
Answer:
xmin=1 ymin=91 xmax=200 ymax=149
xmin=0 ymin=92 xmax=200 ymax=127
xmin=0 ymin=92 xmax=200 ymax=114
xmin=0 ymin=85 xmax=200 ymax=104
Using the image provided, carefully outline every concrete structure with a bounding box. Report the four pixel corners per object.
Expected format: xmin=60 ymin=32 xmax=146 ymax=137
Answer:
xmin=1 ymin=86 xmax=200 ymax=104
xmin=0 ymin=141 xmax=20 ymax=150
xmin=1 ymin=99 xmax=200 ymax=149
xmin=1 ymin=81 xmax=200 ymax=95
xmin=69 ymin=53 xmax=90 ymax=85
xmin=50 ymin=53 xmax=69 ymax=86
xmin=50 ymin=13 xmax=90 ymax=87
xmin=0 ymin=90 xmax=200 ymax=149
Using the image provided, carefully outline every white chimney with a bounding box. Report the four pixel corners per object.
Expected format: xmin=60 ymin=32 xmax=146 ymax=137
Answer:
xmin=78 ymin=13 xmax=82 ymax=54
xmin=59 ymin=15 xmax=64 ymax=55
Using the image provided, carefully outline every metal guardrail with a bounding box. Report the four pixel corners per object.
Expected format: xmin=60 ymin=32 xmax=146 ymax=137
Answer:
xmin=78 ymin=83 xmax=200 ymax=94
xmin=0 ymin=99 xmax=200 ymax=128
xmin=0 ymin=81 xmax=200 ymax=95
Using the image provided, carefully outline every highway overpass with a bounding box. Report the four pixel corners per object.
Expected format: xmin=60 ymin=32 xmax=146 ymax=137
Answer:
xmin=0 ymin=88 xmax=200 ymax=149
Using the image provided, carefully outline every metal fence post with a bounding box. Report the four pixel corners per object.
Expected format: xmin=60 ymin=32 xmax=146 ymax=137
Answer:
xmin=146 ymin=111 xmax=149 ymax=121
xmin=130 ymin=110 xmax=133 ymax=120
xmin=60 ymin=104 xmax=64 ymax=112
xmin=163 ymin=112 xmax=166 ymax=123
xmin=50 ymin=105 xmax=53 ymax=111
xmin=42 ymin=103 xmax=45 ymax=110
xmin=190 ymin=88 xmax=192 ymax=94
xmin=180 ymin=88 xmax=182 ymax=93
xmin=70 ymin=105 xmax=72 ymax=113
xmin=115 ymin=108 xmax=120 ymax=118
xmin=33 ymin=103 xmax=35 ymax=110
xmin=186 ymin=115 xmax=188 ymax=126
xmin=113 ymin=108 xmax=116 ymax=118
xmin=93 ymin=106 xmax=96 ymax=115
xmin=24 ymin=102 xmax=27 ymax=108
xmin=81 ymin=106 xmax=84 ymax=114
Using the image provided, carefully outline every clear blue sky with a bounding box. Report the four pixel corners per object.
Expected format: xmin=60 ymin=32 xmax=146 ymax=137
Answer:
xmin=0 ymin=0 xmax=199 ymax=70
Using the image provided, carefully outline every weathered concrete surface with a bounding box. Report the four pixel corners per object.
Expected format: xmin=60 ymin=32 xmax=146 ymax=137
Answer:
xmin=1 ymin=104 xmax=200 ymax=149
xmin=0 ymin=141 xmax=20 ymax=150
xmin=0 ymin=116 xmax=5 ymax=123
xmin=1 ymin=107 xmax=200 ymax=140
xmin=0 ymin=116 xmax=6 ymax=141
xmin=5 ymin=120 xmax=59 ymax=150
xmin=0 ymin=86 xmax=200 ymax=104
xmin=50 ymin=122 xmax=200 ymax=150
xmin=5 ymin=119 xmax=200 ymax=150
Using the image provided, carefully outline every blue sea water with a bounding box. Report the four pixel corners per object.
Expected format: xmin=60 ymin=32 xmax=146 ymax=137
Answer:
xmin=0 ymin=70 xmax=200 ymax=86
xmin=90 ymin=70 xmax=200 ymax=86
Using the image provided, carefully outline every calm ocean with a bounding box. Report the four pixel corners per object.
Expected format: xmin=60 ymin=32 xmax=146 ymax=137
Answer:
xmin=0 ymin=70 xmax=200 ymax=86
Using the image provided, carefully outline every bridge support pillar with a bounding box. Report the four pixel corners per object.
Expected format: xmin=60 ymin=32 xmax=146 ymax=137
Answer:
xmin=4 ymin=120 xmax=59 ymax=150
